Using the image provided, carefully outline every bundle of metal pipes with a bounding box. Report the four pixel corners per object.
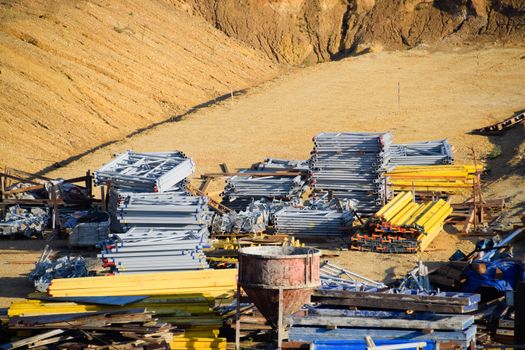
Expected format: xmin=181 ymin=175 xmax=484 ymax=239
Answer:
xmin=99 ymin=227 xmax=211 ymax=273
xmin=94 ymin=150 xmax=195 ymax=192
xmin=388 ymin=139 xmax=454 ymax=166
xmin=272 ymin=201 xmax=354 ymax=237
xmin=221 ymin=171 xmax=306 ymax=211
xmin=109 ymin=190 xmax=210 ymax=231
xmin=309 ymin=132 xmax=393 ymax=214
xmin=47 ymin=269 xmax=237 ymax=297
xmin=351 ymin=191 xmax=452 ymax=253
xmin=386 ymin=165 xmax=482 ymax=194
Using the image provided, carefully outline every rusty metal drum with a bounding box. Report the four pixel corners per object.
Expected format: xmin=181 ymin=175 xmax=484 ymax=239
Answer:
xmin=238 ymin=246 xmax=321 ymax=327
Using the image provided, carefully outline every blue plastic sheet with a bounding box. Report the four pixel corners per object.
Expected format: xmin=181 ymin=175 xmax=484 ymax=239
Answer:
xmin=463 ymin=258 xmax=525 ymax=293
xmin=312 ymin=339 xmax=436 ymax=350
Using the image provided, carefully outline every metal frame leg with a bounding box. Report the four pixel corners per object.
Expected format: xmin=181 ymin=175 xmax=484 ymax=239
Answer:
xmin=278 ymin=287 xmax=284 ymax=349
xmin=235 ymin=283 xmax=241 ymax=350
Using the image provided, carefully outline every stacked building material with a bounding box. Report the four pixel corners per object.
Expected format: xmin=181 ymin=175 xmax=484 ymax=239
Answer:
xmin=272 ymin=201 xmax=354 ymax=237
xmin=291 ymin=287 xmax=481 ymax=349
xmin=386 ymin=165 xmax=482 ymax=194
xmin=8 ymin=296 xmax=227 ymax=350
xmin=94 ymin=150 xmax=195 ymax=192
xmin=389 ymin=139 xmax=454 ymax=166
xmin=309 ymin=132 xmax=393 ymax=214
xmin=351 ymin=191 xmax=452 ymax=253
xmin=221 ymin=171 xmax=306 ymax=211
xmin=99 ymin=227 xmax=210 ymax=273
xmin=109 ymin=190 xmax=209 ymax=231
xmin=3 ymin=309 xmax=173 ymax=350
xmin=47 ymin=269 xmax=237 ymax=297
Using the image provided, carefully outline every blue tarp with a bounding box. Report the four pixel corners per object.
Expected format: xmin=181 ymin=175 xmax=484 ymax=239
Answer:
xmin=463 ymin=258 xmax=525 ymax=293
xmin=312 ymin=339 xmax=436 ymax=350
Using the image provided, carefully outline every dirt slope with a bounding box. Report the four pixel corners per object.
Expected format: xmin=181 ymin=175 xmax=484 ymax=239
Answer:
xmin=0 ymin=0 xmax=279 ymax=173
xmin=187 ymin=0 xmax=525 ymax=64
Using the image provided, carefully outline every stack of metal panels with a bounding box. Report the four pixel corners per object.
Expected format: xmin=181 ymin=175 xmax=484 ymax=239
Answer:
xmin=310 ymin=132 xmax=393 ymax=214
xmin=221 ymin=172 xmax=306 ymax=211
xmin=94 ymin=151 xmax=195 ymax=192
xmin=272 ymin=203 xmax=354 ymax=237
xmin=95 ymin=151 xmax=212 ymax=274
xmin=99 ymin=227 xmax=210 ymax=273
xmin=110 ymin=191 xmax=209 ymax=231
xmin=389 ymin=140 xmax=454 ymax=167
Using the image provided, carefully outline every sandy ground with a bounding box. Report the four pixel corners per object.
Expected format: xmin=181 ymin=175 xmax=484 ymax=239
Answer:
xmin=1 ymin=46 xmax=524 ymax=307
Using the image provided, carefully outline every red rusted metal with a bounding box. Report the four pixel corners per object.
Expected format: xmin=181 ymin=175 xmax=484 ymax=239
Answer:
xmin=238 ymin=246 xmax=320 ymax=327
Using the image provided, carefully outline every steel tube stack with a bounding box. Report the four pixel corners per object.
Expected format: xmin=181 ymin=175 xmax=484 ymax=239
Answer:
xmin=95 ymin=151 xmax=211 ymax=274
xmin=272 ymin=201 xmax=354 ymax=237
xmin=309 ymin=132 xmax=393 ymax=214
xmin=99 ymin=227 xmax=211 ymax=273
xmin=388 ymin=140 xmax=454 ymax=167
xmin=222 ymin=171 xmax=306 ymax=211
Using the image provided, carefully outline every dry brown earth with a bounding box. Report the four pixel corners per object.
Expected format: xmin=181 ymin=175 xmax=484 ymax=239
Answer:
xmin=0 ymin=0 xmax=279 ymax=173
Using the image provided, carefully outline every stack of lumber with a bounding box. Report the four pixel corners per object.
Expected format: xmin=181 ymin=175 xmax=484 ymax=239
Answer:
xmin=8 ymin=294 xmax=228 ymax=350
xmin=311 ymin=289 xmax=480 ymax=313
xmin=47 ymin=269 xmax=236 ymax=298
xmin=351 ymin=191 xmax=452 ymax=253
xmin=386 ymin=165 xmax=482 ymax=194
xmin=294 ymin=289 xmax=482 ymax=349
xmin=1 ymin=308 xmax=174 ymax=350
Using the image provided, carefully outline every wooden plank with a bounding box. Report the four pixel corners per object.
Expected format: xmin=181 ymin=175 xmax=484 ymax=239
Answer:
xmin=0 ymin=329 xmax=64 ymax=350
xmin=289 ymin=325 xmax=477 ymax=343
xmin=312 ymin=296 xmax=476 ymax=313
xmin=313 ymin=289 xmax=479 ymax=306
xmin=291 ymin=314 xmax=473 ymax=330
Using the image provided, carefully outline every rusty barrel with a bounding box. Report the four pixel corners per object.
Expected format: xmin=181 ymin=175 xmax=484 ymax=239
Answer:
xmin=238 ymin=246 xmax=320 ymax=328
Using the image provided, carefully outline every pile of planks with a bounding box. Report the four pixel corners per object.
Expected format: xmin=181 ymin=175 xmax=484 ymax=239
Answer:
xmin=8 ymin=294 xmax=228 ymax=350
xmin=1 ymin=309 xmax=173 ymax=350
xmin=290 ymin=289 xmax=482 ymax=349
xmin=351 ymin=191 xmax=452 ymax=253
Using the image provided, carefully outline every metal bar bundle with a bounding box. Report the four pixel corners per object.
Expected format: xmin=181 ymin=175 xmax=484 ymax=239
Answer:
xmin=94 ymin=150 xmax=195 ymax=192
xmin=221 ymin=171 xmax=307 ymax=211
xmin=309 ymin=132 xmax=393 ymax=214
xmin=0 ymin=205 xmax=49 ymax=237
xmin=272 ymin=204 xmax=354 ymax=237
xmin=108 ymin=189 xmax=209 ymax=232
xmin=47 ymin=269 xmax=237 ymax=297
xmin=319 ymin=261 xmax=387 ymax=292
xmin=386 ymin=165 xmax=482 ymax=194
xmin=388 ymin=140 xmax=454 ymax=167
xmin=351 ymin=192 xmax=452 ymax=253
xmin=99 ymin=227 xmax=211 ymax=273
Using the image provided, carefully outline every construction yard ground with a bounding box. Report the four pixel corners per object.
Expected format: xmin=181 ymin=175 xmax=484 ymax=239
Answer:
xmin=0 ymin=46 xmax=524 ymax=307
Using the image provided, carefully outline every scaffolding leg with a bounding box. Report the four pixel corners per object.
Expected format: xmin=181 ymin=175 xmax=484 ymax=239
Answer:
xmin=235 ymin=283 xmax=241 ymax=350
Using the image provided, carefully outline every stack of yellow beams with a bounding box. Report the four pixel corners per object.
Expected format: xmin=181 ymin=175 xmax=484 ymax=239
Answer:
xmin=386 ymin=165 xmax=482 ymax=193
xmin=352 ymin=191 xmax=452 ymax=253
xmin=170 ymin=333 xmax=227 ymax=350
xmin=47 ymin=269 xmax=236 ymax=297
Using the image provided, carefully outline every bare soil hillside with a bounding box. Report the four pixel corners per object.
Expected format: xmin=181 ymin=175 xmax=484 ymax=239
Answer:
xmin=188 ymin=0 xmax=525 ymax=64
xmin=0 ymin=0 xmax=279 ymax=173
